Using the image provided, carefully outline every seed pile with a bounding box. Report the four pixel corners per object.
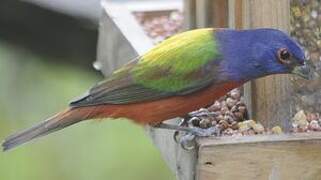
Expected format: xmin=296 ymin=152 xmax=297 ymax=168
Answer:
xmin=187 ymin=107 xmax=321 ymax=137
xmin=292 ymin=110 xmax=321 ymax=132
xmin=134 ymin=11 xmax=184 ymax=44
xmin=185 ymin=89 xmax=285 ymax=136
xmin=187 ymin=89 xmax=247 ymax=133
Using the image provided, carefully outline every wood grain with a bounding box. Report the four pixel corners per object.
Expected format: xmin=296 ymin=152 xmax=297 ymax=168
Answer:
xmin=183 ymin=0 xmax=197 ymax=30
xmin=195 ymin=0 xmax=211 ymax=28
xmin=197 ymin=132 xmax=321 ymax=180
xmin=184 ymin=0 xmax=229 ymax=29
xmin=212 ymin=0 xmax=229 ymax=28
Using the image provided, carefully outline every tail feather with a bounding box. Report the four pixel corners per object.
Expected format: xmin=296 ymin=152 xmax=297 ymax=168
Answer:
xmin=2 ymin=108 xmax=88 ymax=151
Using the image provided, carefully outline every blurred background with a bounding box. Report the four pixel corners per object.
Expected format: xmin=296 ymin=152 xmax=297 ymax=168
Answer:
xmin=0 ymin=0 xmax=175 ymax=180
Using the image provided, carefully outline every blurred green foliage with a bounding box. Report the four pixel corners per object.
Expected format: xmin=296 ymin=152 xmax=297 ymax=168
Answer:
xmin=0 ymin=42 xmax=175 ymax=180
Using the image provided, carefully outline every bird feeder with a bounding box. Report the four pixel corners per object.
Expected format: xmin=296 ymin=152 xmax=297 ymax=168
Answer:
xmin=97 ymin=0 xmax=321 ymax=180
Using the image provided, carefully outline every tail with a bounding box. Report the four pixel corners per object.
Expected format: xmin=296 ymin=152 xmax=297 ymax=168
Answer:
xmin=2 ymin=107 xmax=92 ymax=151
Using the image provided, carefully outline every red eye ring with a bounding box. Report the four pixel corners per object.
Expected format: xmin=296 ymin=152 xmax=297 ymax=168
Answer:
xmin=277 ymin=48 xmax=291 ymax=64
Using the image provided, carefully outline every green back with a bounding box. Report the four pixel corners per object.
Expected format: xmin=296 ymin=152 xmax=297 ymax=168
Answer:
xmin=70 ymin=28 xmax=222 ymax=106
xmin=132 ymin=28 xmax=220 ymax=92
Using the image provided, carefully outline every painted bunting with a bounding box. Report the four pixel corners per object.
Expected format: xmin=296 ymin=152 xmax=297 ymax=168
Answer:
xmin=2 ymin=28 xmax=310 ymax=151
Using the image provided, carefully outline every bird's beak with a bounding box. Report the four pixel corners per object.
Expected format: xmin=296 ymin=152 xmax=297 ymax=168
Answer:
xmin=291 ymin=62 xmax=313 ymax=80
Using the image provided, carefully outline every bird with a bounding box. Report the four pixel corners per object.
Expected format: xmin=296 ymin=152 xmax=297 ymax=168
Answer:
xmin=2 ymin=28 xmax=310 ymax=151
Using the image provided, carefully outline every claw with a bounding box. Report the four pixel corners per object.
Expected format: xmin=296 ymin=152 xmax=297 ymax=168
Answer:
xmin=173 ymin=118 xmax=188 ymax=143
xmin=179 ymin=134 xmax=196 ymax=151
xmin=174 ymin=127 xmax=221 ymax=151
xmin=169 ymin=118 xmax=221 ymax=151
xmin=173 ymin=130 xmax=180 ymax=143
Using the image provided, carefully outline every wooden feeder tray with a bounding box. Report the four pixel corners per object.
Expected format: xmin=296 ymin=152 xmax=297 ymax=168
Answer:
xmin=97 ymin=1 xmax=321 ymax=180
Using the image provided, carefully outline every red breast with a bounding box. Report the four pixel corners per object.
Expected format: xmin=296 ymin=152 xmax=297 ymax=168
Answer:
xmin=83 ymin=82 xmax=243 ymax=124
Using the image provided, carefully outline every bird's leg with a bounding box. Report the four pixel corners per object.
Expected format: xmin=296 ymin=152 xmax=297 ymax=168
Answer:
xmin=152 ymin=122 xmax=220 ymax=150
xmin=154 ymin=123 xmax=219 ymax=136
xmin=153 ymin=122 xmax=196 ymax=150
xmin=153 ymin=122 xmax=193 ymax=133
xmin=173 ymin=116 xmax=189 ymax=143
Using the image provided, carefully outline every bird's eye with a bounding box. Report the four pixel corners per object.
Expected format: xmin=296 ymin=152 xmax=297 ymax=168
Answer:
xmin=280 ymin=50 xmax=290 ymax=60
xmin=277 ymin=48 xmax=291 ymax=64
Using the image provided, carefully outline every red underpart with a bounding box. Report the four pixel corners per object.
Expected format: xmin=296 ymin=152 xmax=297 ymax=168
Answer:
xmin=73 ymin=82 xmax=243 ymax=125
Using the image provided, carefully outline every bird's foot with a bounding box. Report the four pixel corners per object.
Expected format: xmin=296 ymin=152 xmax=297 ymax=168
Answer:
xmin=173 ymin=117 xmax=189 ymax=143
xmin=176 ymin=126 xmax=220 ymax=150
xmin=178 ymin=133 xmax=196 ymax=150
xmin=153 ymin=122 xmax=220 ymax=150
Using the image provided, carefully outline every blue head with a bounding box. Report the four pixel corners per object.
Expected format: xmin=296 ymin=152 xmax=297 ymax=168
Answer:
xmin=216 ymin=28 xmax=310 ymax=82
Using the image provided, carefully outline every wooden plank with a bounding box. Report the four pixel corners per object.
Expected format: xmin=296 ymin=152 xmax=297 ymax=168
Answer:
xmin=234 ymin=0 xmax=243 ymax=29
xmin=97 ymin=1 xmax=153 ymax=76
xmin=98 ymin=1 xmax=196 ymax=180
xmin=195 ymin=0 xmax=210 ymax=28
xmin=228 ymin=0 xmax=243 ymax=29
xmin=185 ymin=0 xmax=229 ymax=29
xmin=197 ymin=133 xmax=321 ymax=180
xmin=241 ymin=0 xmax=293 ymax=130
xmin=228 ymin=0 xmax=236 ymax=28
xmin=198 ymin=132 xmax=321 ymax=145
xmin=184 ymin=0 xmax=229 ymax=29
xmin=183 ymin=0 xmax=196 ymax=29
xmin=212 ymin=0 xmax=229 ymax=28
xmin=145 ymin=123 xmax=197 ymax=180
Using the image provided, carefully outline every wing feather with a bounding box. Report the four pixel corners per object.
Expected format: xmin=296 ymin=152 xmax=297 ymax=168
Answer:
xmin=70 ymin=28 xmax=223 ymax=107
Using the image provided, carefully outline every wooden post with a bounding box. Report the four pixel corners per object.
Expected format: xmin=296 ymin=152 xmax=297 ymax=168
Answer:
xmin=212 ymin=0 xmax=229 ymax=28
xmin=239 ymin=0 xmax=293 ymax=131
xmin=96 ymin=2 xmax=153 ymax=76
xmin=195 ymin=0 xmax=211 ymax=28
xmin=228 ymin=0 xmax=243 ymax=29
xmin=184 ymin=0 xmax=229 ymax=29
xmin=183 ymin=0 xmax=196 ymax=29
